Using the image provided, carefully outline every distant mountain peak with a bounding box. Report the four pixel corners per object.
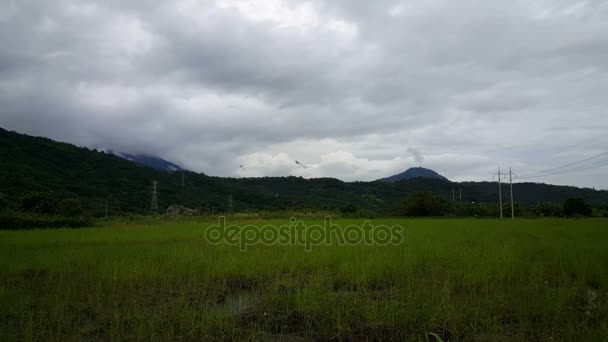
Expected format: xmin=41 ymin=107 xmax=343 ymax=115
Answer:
xmin=378 ymin=167 xmax=449 ymax=182
xmin=115 ymin=152 xmax=184 ymax=172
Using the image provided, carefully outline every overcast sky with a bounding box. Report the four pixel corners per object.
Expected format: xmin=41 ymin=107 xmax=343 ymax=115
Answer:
xmin=1 ymin=0 xmax=607 ymax=188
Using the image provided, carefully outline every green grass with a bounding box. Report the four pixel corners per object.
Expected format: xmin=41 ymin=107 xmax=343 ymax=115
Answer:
xmin=1 ymin=217 xmax=607 ymax=341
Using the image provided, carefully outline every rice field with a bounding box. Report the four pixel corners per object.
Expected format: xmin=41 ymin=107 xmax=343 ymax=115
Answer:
xmin=1 ymin=217 xmax=607 ymax=341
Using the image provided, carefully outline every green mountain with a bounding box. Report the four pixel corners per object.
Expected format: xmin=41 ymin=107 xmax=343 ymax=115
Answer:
xmin=378 ymin=167 xmax=449 ymax=182
xmin=1 ymin=127 xmax=607 ymax=216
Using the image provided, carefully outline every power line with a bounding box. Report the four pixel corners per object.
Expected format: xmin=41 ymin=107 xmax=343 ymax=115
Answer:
xmin=520 ymin=151 xmax=608 ymax=178
xmin=519 ymin=158 xmax=608 ymax=179
xmin=535 ymin=159 xmax=608 ymax=177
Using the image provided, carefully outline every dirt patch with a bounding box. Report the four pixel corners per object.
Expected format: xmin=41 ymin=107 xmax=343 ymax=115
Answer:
xmin=262 ymin=333 xmax=313 ymax=342
xmin=239 ymin=309 xmax=308 ymax=334
xmin=327 ymin=323 xmax=406 ymax=341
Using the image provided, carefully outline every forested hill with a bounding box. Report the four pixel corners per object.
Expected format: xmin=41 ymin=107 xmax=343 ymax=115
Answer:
xmin=1 ymin=127 xmax=607 ymax=215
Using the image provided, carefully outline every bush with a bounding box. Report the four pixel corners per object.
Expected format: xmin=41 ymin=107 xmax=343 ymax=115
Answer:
xmin=400 ymin=192 xmax=449 ymax=217
xmin=563 ymin=198 xmax=592 ymax=217
xmin=341 ymin=208 xmax=378 ymax=219
xmin=57 ymin=198 xmax=85 ymax=216
xmin=17 ymin=193 xmax=88 ymax=217
xmin=0 ymin=212 xmax=93 ymax=230
xmin=19 ymin=192 xmax=59 ymax=214
xmin=0 ymin=194 xmax=9 ymax=212
xmin=340 ymin=204 xmax=359 ymax=214
xmin=530 ymin=202 xmax=564 ymax=217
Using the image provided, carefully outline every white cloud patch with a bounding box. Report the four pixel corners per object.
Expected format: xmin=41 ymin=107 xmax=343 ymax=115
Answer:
xmin=236 ymin=150 xmax=408 ymax=181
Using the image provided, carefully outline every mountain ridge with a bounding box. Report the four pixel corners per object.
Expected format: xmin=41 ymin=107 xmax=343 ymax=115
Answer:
xmin=378 ymin=167 xmax=449 ymax=182
xmin=115 ymin=152 xmax=184 ymax=172
xmin=1 ymin=127 xmax=607 ymax=215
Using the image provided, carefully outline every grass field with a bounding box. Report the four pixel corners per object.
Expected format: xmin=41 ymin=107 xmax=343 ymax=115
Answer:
xmin=1 ymin=217 xmax=607 ymax=341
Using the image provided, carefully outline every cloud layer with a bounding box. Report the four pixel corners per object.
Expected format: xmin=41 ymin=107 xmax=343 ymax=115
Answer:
xmin=1 ymin=0 xmax=607 ymax=187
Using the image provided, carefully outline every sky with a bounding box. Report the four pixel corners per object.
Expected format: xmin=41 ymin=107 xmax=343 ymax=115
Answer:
xmin=1 ymin=0 xmax=607 ymax=188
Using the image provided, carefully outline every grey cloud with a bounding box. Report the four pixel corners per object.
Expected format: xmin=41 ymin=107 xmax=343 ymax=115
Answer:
xmin=1 ymin=0 xmax=607 ymax=188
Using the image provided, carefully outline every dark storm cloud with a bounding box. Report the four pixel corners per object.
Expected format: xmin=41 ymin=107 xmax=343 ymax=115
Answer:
xmin=1 ymin=0 xmax=607 ymax=187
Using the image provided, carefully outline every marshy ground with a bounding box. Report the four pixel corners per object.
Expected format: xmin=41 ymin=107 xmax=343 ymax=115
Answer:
xmin=1 ymin=217 xmax=607 ymax=341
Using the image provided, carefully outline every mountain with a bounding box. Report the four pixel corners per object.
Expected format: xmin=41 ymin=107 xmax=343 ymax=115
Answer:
xmin=116 ymin=153 xmax=184 ymax=172
xmin=1 ymin=127 xmax=607 ymax=215
xmin=378 ymin=167 xmax=449 ymax=182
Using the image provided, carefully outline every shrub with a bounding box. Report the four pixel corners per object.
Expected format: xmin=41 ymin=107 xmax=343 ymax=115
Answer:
xmin=563 ymin=198 xmax=592 ymax=217
xmin=57 ymin=198 xmax=85 ymax=216
xmin=0 ymin=193 xmax=9 ymax=212
xmin=340 ymin=204 xmax=359 ymax=214
xmin=400 ymin=192 xmax=449 ymax=217
xmin=0 ymin=212 xmax=93 ymax=230
xmin=19 ymin=192 xmax=59 ymax=214
xmin=530 ymin=202 xmax=564 ymax=217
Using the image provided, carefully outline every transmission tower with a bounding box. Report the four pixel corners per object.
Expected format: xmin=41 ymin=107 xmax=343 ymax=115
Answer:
xmin=459 ymin=186 xmax=462 ymax=204
xmin=151 ymin=180 xmax=158 ymax=214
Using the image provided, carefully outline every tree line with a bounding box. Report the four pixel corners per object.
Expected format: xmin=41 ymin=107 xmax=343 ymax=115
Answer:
xmin=2 ymin=126 xmax=608 ymax=222
xmin=396 ymin=191 xmax=601 ymax=218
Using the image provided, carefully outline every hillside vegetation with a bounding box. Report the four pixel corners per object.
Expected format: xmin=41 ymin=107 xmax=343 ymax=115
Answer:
xmin=1 ymin=127 xmax=607 ymax=216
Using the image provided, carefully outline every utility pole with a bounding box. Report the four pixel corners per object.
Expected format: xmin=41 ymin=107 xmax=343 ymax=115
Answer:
xmin=151 ymin=181 xmax=158 ymax=215
xmin=496 ymin=168 xmax=503 ymax=219
xmin=509 ymin=167 xmax=515 ymax=220
xmin=228 ymin=194 xmax=233 ymax=213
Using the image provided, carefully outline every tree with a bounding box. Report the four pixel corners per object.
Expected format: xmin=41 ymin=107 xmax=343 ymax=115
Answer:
xmin=19 ymin=192 xmax=58 ymax=214
xmin=57 ymin=198 xmax=85 ymax=217
xmin=400 ymin=191 xmax=449 ymax=217
xmin=341 ymin=204 xmax=358 ymax=214
xmin=0 ymin=193 xmax=8 ymax=211
xmin=530 ymin=202 xmax=563 ymax=217
xmin=563 ymin=197 xmax=592 ymax=217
